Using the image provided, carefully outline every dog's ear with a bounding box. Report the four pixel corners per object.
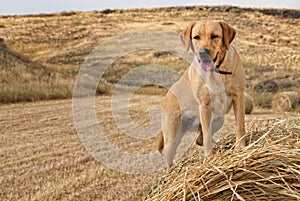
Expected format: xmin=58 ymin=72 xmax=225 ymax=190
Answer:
xmin=219 ymin=21 xmax=236 ymax=50
xmin=180 ymin=22 xmax=196 ymax=51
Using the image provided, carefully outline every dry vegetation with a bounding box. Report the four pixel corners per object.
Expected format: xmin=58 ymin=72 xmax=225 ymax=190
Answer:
xmin=0 ymin=96 xmax=164 ymax=200
xmin=1 ymin=95 xmax=299 ymax=200
xmin=145 ymin=118 xmax=300 ymax=200
xmin=0 ymin=5 xmax=299 ymax=201
xmin=0 ymin=6 xmax=299 ymax=105
xmin=0 ymin=39 xmax=71 ymax=102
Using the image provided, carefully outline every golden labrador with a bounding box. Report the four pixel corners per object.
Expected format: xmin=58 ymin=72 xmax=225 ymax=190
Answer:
xmin=157 ymin=20 xmax=246 ymax=165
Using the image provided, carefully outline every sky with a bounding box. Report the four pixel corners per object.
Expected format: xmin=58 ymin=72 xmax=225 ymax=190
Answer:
xmin=1 ymin=0 xmax=299 ymax=15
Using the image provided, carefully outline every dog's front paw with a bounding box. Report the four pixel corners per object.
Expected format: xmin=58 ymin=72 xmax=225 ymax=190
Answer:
xmin=235 ymin=141 xmax=245 ymax=151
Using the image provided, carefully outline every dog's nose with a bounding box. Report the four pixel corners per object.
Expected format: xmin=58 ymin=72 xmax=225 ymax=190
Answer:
xmin=200 ymin=48 xmax=210 ymax=55
xmin=199 ymin=48 xmax=211 ymax=62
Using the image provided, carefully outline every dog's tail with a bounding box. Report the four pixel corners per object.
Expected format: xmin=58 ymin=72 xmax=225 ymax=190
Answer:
xmin=157 ymin=130 xmax=164 ymax=153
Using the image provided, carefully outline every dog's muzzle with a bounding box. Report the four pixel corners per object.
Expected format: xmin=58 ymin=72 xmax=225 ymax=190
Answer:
xmin=199 ymin=48 xmax=211 ymax=62
xmin=198 ymin=48 xmax=214 ymax=72
xmin=197 ymin=48 xmax=232 ymax=75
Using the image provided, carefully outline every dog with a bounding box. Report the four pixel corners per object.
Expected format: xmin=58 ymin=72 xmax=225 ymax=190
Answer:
xmin=157 ymin=20 xmax=246 ymax=165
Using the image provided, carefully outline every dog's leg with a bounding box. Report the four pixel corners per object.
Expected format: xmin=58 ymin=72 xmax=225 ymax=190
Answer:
xmin=196 ymin=116 xmax=224 ymax=147
xmin=233 ymin=90 xmax=246 ymax=150
xmin=161 ymin=113 xmax=182 ymax=166
xmin=160 ymin=91 xmax=183 ymax=166
xmin=211 ymin=117 xmax=224 ymax=134
xmin=199 ymin=93 xmax=213 ymax=157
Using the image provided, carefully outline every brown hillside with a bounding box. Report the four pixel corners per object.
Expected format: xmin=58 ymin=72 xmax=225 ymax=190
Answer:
xmin=0 ymin=38 xmax=49 ymax=81
xmin=0 ymin=6 xmax=299 ymax=104
xmin=0 ymin=38 xmax=71 ymax=102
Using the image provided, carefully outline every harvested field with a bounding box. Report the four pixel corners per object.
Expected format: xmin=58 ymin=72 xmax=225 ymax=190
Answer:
xmin=0 ymin=96 xmax=161 ymax=200
xmin=0 ymin=5 xmax=299 ymax=201
xmin=1 ymin=95 xmax=299 ymax=200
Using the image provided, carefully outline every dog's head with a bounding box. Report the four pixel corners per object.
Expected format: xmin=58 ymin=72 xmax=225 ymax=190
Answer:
xmin=181 ymin=20 xmax=236 ymax=71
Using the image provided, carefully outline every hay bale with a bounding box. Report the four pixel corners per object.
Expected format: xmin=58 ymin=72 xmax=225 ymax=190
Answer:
xmin=244 ymin=93 xmax=253 ymax=114
xmin=272 ymin=91 xmax=300 ymax=111
xmin=145 ymin=118 xmax=300 ymax=201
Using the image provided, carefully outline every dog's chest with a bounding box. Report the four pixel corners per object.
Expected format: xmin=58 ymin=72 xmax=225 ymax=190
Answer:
xmin=188 ymin=63 xmax=233 ymax=115
xmin=199 ymin=73 xmax=233 ymax=116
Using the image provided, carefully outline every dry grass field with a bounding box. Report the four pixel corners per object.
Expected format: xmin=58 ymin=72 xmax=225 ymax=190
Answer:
xmin=0 ymin=6 xmax=299 ymax=103
xmin=1 ymin=95 xmax=299 ymax=200
xmin=0 ymin=6 xmax=299 ymax=200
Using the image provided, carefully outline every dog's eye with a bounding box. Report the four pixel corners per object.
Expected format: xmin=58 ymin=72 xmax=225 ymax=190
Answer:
xmin=211 ymin=35 xmax=219 ymax=39
xmin=193 ymin=35 xmax=200 ymax=40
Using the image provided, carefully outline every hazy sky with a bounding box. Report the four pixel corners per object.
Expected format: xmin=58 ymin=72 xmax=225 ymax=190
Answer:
xmin=1 ymin=0 xmax=299 ymax=15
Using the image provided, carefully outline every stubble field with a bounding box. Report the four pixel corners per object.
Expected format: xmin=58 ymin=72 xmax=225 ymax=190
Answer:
xmin=1 ymin=95 xmax=299 ymax=200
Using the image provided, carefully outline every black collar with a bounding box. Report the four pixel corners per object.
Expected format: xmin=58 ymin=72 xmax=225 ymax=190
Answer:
xmin=214 ymin=52 xmax=232 ymax=75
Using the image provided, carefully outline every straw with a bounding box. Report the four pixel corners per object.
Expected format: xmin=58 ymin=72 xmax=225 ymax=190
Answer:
xmin=145 ymin=117 xmax=300 ymax=201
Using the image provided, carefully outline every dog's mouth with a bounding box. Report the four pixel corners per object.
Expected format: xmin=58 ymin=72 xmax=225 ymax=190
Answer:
xmin=199 ymin=52 xmax=219 ymax=72
xmin=199 ymin=61 xmax=214 ymax=72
